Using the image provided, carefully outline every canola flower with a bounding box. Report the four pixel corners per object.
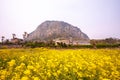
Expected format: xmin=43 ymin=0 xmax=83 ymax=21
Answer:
xmin=21 ymin=76 xmax=29 ymax=80
xmin=8 ymin=59 xmax=16 ymax=67
xmin=0 ymin=48 xmax=120 ymax=80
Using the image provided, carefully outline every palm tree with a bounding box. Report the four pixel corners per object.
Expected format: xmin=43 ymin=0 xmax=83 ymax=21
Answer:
xmin=23 ymin=34 xmax=25 ymax=39
xmin=25 ymin=32 xmax=28 ymax=37
xmin=1 ymin=36 xmax=5 ymax=44
xmin=23 ymin=32 xmax=28 ymax=39
xmin=12 ymin=34 xmax=16 ymax=39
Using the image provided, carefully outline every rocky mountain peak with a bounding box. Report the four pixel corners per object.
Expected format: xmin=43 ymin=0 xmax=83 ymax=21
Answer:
xmin=26 ymin=20 xmax=90 ymax=45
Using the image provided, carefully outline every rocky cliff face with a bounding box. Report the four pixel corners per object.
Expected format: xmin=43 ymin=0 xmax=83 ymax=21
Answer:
xmin=26 ymin=21 xmax=90 ymax=45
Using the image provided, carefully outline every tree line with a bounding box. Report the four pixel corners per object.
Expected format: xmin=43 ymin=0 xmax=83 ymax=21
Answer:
xmin=0 ymin=34 xmax=120 ymax=49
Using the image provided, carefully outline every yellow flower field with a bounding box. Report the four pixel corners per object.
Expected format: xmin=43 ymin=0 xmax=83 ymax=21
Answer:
xmin=0 ymin=48 xmax=120 ymax=80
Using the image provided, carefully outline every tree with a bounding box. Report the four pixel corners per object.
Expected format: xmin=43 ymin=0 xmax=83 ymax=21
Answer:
xmin=23 ymin=34 xmax=25 ymax=39
xmin=12 ymin=34 xmax=16 ymax=39
xmin=23 ymin=32 xmax=28 ymax=39
xmin=90 ymin=39 xmax=96 ymax=48
xmin=5 ymin=39 xmax=10 ymax=44
xmin=105 ymin=38 xmax=116 ymax=44
xmin=24 ymin=32 xmax=28 ymax=38
xmin=1 ymin=36 xmax=5 ymax=44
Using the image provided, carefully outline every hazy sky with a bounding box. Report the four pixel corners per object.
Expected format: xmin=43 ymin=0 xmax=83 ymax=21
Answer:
xmin=0 ymin=0 xmax=120 ymax=40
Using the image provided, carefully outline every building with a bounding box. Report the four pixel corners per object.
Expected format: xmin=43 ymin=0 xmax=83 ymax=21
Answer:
xmin=53 ymin=38 xmax=90 ymax=45
xmin=11 ymin=38 xmax=23 ymax=44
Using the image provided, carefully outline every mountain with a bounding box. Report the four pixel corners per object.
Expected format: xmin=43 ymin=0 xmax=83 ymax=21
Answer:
xmin=26 ymin=20 xmax=90 ymax=45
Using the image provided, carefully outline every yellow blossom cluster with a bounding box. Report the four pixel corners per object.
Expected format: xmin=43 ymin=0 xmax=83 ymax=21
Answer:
xmin=0 ymin=48 xmax=120 ymax=80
